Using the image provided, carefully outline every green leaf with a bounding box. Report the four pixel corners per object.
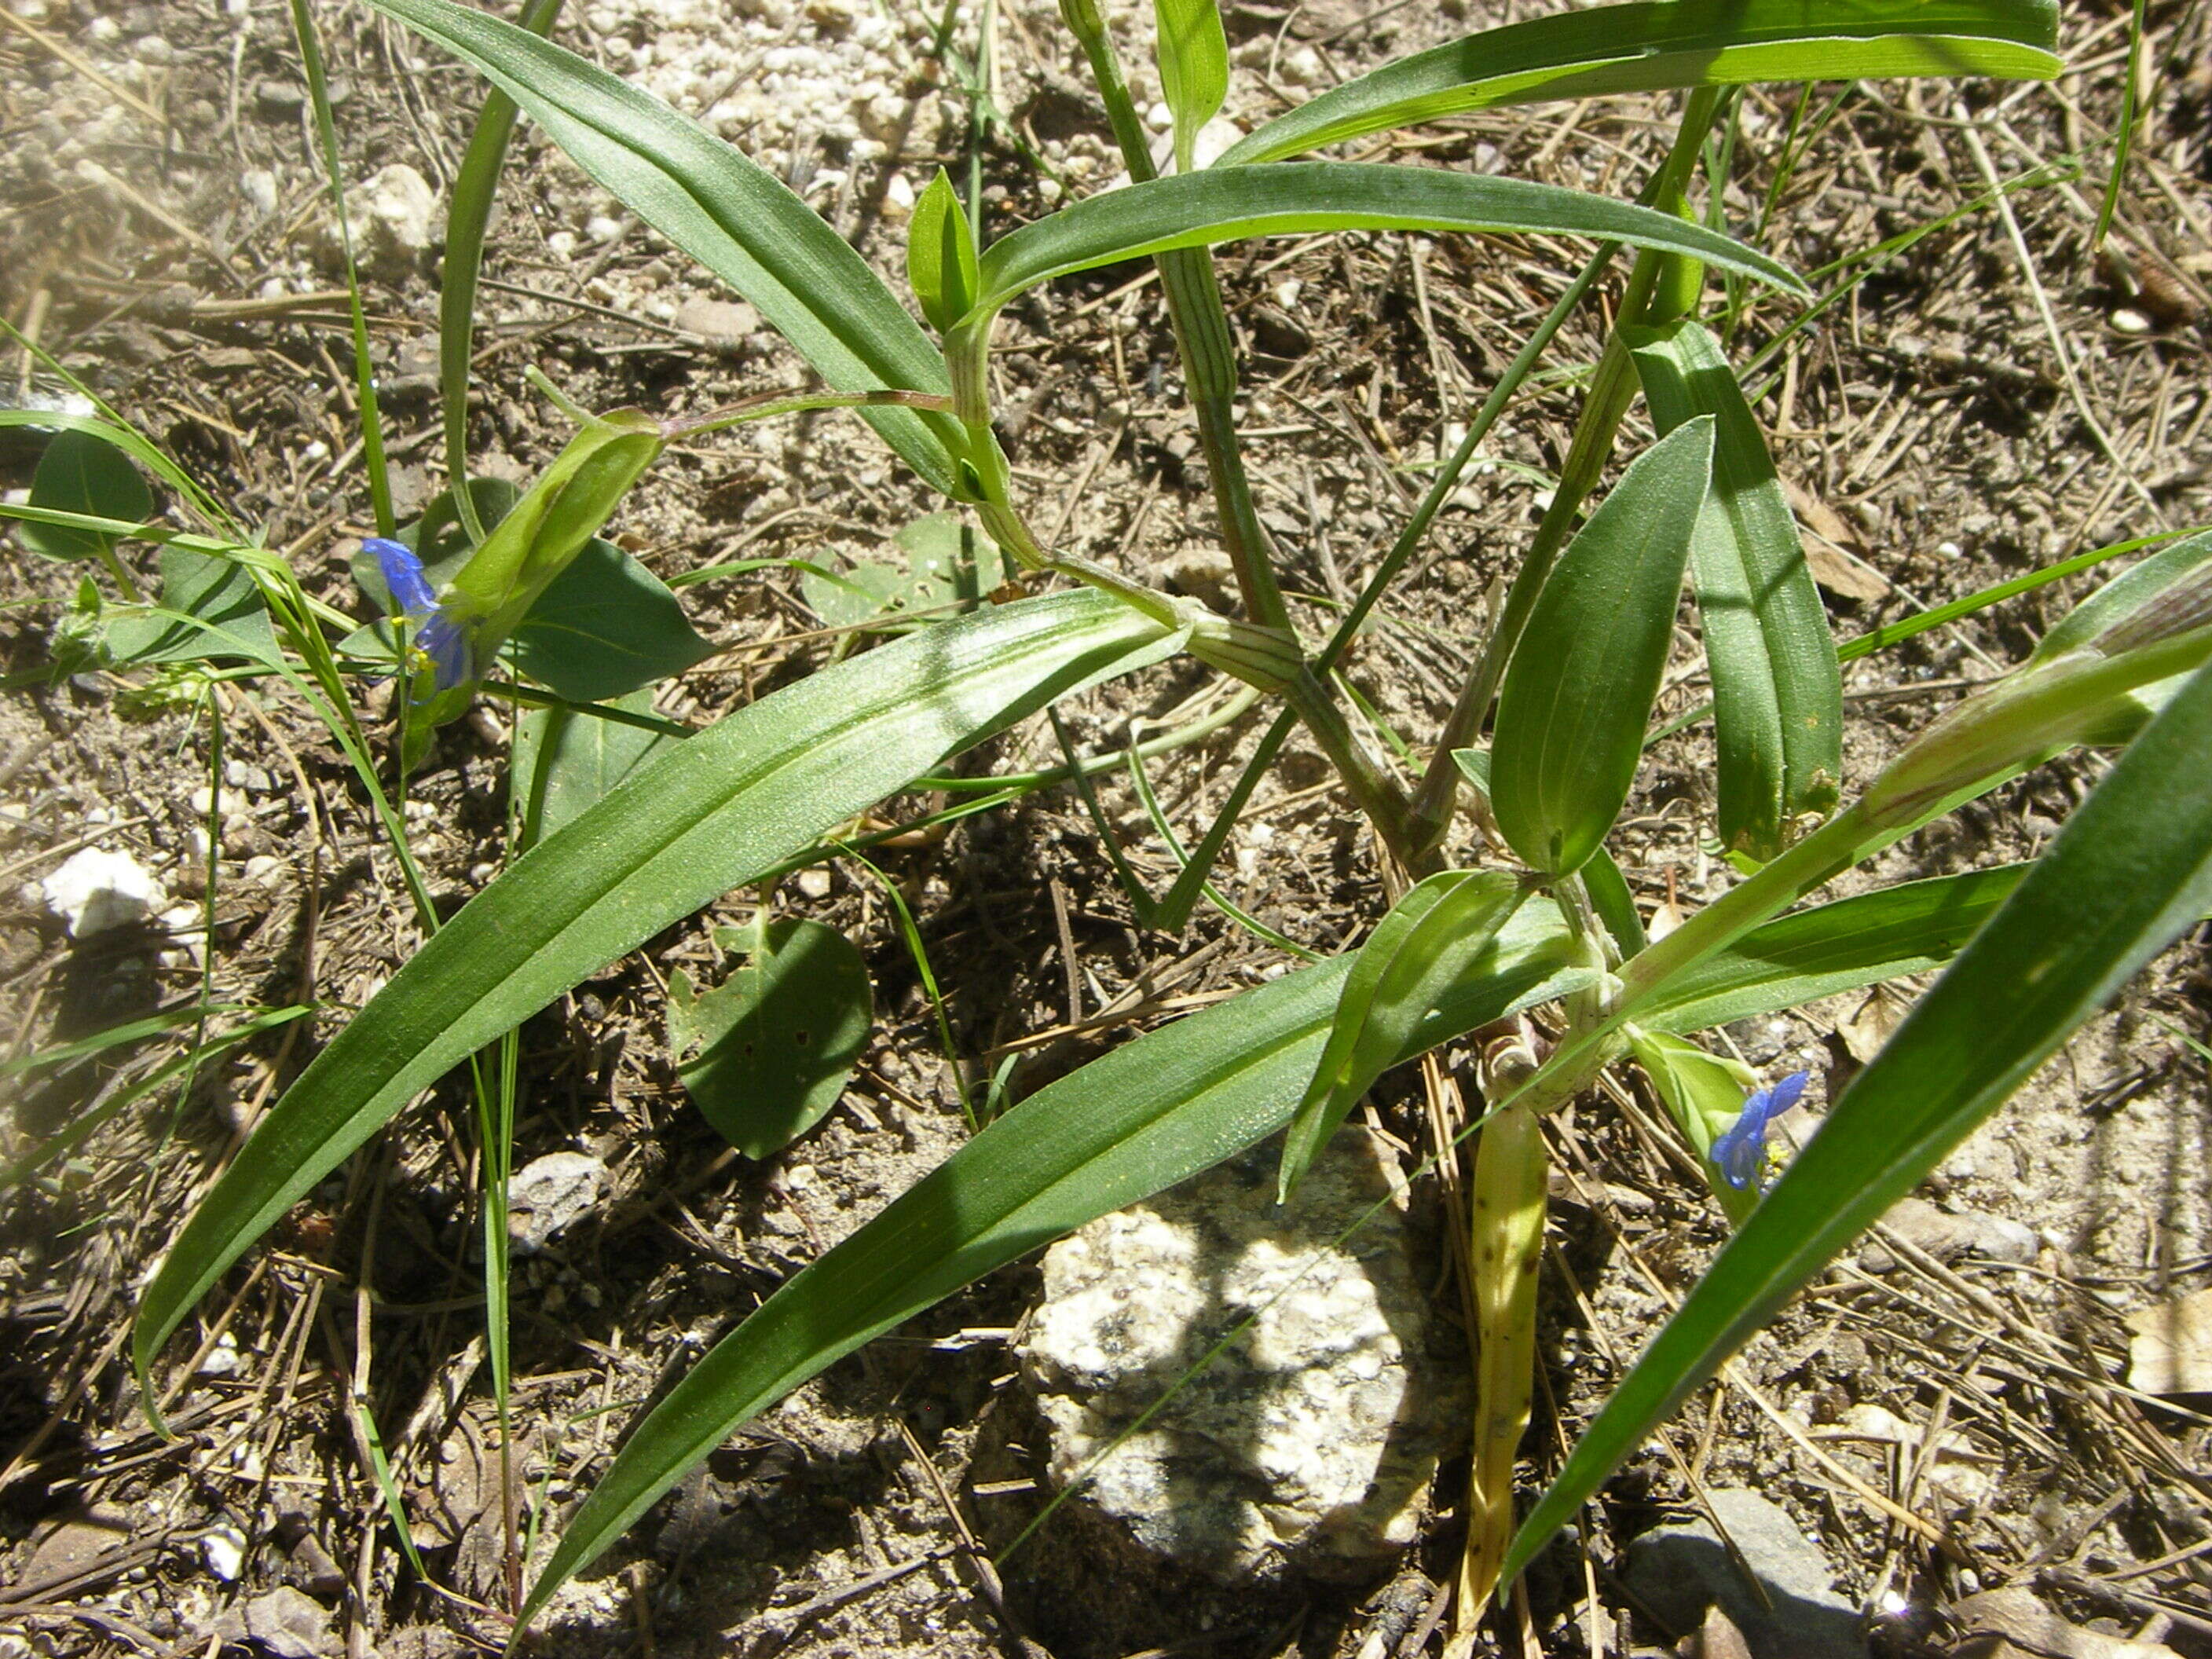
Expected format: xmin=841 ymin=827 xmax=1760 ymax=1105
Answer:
xmin=1280 ymin=870 xmax=1530 ymax=1200
xmin=132 ymin=590 xmax=1186 ymax=1391
xmin=445 ymin=411 xmax=665 ymax=646
xmin=508 ymin=540 xmax=713 ymax=703
xmin=798 ymin=514 xmax=1011 ymax=632
xmin=107 ymin=546 xmax=284 ymax=669
xmin=1505 ymin=658 xmax=2212 ymax=1589
xmin=2034 ymin=529 xmax=2212 ymax=661
xmin=0 ymin=411 xmax=231 ymax=535
xmin=511 ymin=688 xmax=679 ymax=843
xmin=1639 ymin=863 xmax=2026 ymax=1033
xmin=798 ymin=560 xmax=908 ymax=629
xmin=22 ymin=430 xmax=153 ymax=562
xmin=1630 ymin=318 xmax=1842 ymax=859
xmin=521 ymin=902 xmax=1594 ymax=1627
xmin=1625 ymin=1028 xmax=1759 ymax=1223
xmin=2025 ymin=530 xmax=2212 ymax=745
xmin=361 ymin=0 xmax=965 ymax=496
xmin=907 ymin=170 xmax=980 ymax=335
xmin=969 ymin=163 xmax=1808 ymax=322
xmin=1492 ymin=418 xmax=1714 ymax=876
xmin=1221 ymin=0 xmax=2060 ymax=167
xmin=669 ymin=918 xmax=873 ymax=1159
xmin=1582 ymin=845 xmax=1648 ymax=958
xmin=1155 ymin=0 xmax=1229 ymax=172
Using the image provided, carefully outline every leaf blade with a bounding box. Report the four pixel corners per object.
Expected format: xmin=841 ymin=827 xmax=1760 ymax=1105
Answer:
xmin=362 ymin=0 xmax=964 ymax=494
xmin=1630 ymin=318 xmax=1842 ymax=858
xmin=132 ymin=591 xmax=1182 ymax=1384
xmin=1492 ymin=417 xmax=1715 ymax=875
xmin=1280 ymin=870 xmax=1529 ymax=1199
xmin=972 ymin=163 xmax=1807 ymax=316
xmin=1155 ymin=0 xmax=1229 ymax=170
xmin=23 ymin=430 xmax=153 ymax=563
xmin=1222 ymin=0 xmax=2060 ymax=167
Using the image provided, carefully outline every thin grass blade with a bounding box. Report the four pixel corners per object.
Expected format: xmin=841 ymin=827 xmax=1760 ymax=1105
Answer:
xmin=1504 ymin=659 xmax=2212 ymax=1588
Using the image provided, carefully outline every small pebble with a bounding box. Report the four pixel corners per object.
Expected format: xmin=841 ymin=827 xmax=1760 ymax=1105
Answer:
xmin=201 ymin=1525 xmax=247 ymax=1582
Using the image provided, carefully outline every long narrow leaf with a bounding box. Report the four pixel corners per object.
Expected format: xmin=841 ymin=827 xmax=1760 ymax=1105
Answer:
xmin=1640 ymin=863 xmax=2026 ymax=1032
xmin=1631 ymin=319 xmax=1841 ymax=858
xmin=522 ymin=906 xmax=1593 ymax=1624
xmin=970 ymin=163 xmax=1807 ymax=318
xmin=1280 ymin=870 xmax=1529 ymax=1199
xmin=1222 ymin=0 xmax=2059 ymax=167
xmin=133 ymin=593 xmax=1183 ymax=1385
xmin=1505 ymin=659 xmax=2212 ymax=1586
xmin=364 ymin=0 xmax=965 ymax=495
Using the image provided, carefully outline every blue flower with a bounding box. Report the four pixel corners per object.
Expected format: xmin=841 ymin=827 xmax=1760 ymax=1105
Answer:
xmin=1710 ymin=1070 xmax=1809 ymax=1191
xmin=368 ymin=537 xmax=475 ymax=692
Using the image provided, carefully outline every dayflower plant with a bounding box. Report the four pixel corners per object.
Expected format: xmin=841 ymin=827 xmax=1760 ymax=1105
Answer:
xmin=108 ymin=0 xmax=2212 ymax=1650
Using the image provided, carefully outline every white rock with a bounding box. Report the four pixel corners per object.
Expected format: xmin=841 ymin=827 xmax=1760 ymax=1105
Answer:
xmin=357 ymin=163 xmax=438 ymax=273
xmin=1189 ymin=114 xmax=1244 ymax=170
xmin=239 ymin=168 xmax=278 ymax=220
xmin=39 ymin=848 xmax=163 ymax=938
xmin=507 ymin=1152 xmax=610 ymax=1254
xmin=1019 ymin=1132 xmax=1461 ymax=1580
xmin=201 ymin=1524 xmax=247 ymax=1581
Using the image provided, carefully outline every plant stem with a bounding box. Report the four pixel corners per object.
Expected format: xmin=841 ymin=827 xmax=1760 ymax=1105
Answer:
xmin=1461 ymin=1035 xmax=1548 ymax=1623
xmin=1056 ymin=0 xmax=1414 ymax=855
xmin=1405 ymin=86 xmax=1724 ymax=856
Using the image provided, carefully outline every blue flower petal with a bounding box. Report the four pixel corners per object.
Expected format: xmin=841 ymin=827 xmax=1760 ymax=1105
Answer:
xmin=1711 ymin=1070 xmax=1810 ymax=1192
xmin=416 ymin=610 xmax=475 ymax=693
xmin=368 ymin=537 xmax=437 ymax=614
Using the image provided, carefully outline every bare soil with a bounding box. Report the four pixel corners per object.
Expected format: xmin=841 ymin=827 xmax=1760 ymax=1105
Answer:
xmin=2 ymin=0 xmax=2210 ymax=1656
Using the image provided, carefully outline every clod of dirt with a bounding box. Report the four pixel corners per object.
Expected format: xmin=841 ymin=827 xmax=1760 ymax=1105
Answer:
xmin=35 ymin=846 xmax=163 ymax=938
xmin=1015 ymin=1131 xmax=1463 ymax=1583
xmin=318 ymin=163 xmax=438 ymax=276
xmin=1621 ymin=1488 xmax=1864 ymax=1659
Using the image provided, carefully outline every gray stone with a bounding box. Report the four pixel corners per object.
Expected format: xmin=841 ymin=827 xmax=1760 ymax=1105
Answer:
xmin=1623 ymin=1488 xmax=1865 ymax=1659
xmin=1016 ymin=1131 xmax=1463 ymax=1582
xmin=1859 ymin=1196 xmax=2038 ymax=1273
xmin=506 ymin=1152 xmax=609 ymax=1254
xmin=674 ymin=296 xmax=762 ymax=342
